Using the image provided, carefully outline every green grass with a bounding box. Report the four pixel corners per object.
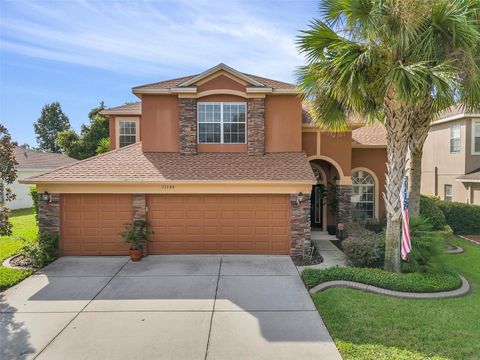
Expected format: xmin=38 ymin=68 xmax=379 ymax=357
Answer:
xmin=303 ymin=267 xmax=461 ymax=292
xmin=312 ymin=237 xmax=480 ymax=360
xmin=0 ymin=208 xmax=38 ymax=289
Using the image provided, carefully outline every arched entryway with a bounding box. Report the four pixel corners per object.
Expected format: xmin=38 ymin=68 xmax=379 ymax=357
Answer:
xmin=309 ymin=159 xmax=341 ymax=231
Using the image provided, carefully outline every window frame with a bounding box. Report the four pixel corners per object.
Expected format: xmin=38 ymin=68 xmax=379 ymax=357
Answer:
xmin=449 ymin=123 xmax=461 ymax=154
xmin=197 ymin=102 xmax=247 ymax=145
xmin=444 ymin=184 xmax=453 ymax=202
xmin=351 ymin=169 xmax=377 ymax=221
xmin=116 ymin=117 xmax=140 ymax=149
xmin=471 ymin=119 xmax=480 ymax=155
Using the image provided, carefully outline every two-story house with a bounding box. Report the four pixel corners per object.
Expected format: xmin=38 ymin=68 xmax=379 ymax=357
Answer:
xmin=24 ymin=64 xmax=386 ymax=257
xmin=421 ymin=105 xmax=480 ymax=204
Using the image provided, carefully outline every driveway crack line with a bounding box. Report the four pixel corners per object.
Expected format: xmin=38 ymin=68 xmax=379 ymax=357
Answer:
xmin=32 ymin=258 xmax=130 ymax=359
xmin=204 ymin=256 xmax=222 ymax=360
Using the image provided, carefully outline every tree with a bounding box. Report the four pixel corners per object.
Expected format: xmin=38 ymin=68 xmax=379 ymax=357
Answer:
xmin=297 ymin=0 xmax=480 ymax=272
xmin=0 ymin=124 xmax=18 ymax=236
xmin=96 ymin=138 xmax=110 ymax=155
xmin=57 ymin=102 xmax=109 ymax=160
xmin=34 ymin=102 xmax=71 ymax=153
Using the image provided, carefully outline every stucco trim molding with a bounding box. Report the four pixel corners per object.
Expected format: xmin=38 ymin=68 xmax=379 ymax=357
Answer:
xmin=179 ymin=63 xmax=265 ymax=87
xmin=307 ymin=155 xmax=352 ymax=185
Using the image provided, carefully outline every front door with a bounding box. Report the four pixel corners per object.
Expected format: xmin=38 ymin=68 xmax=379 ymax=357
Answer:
xmin=310 ymin=185 xmax=324 ymax=229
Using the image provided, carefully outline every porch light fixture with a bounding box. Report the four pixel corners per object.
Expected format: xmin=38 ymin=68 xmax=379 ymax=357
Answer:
xmin=297 ymin=192 xmax=305 ymax=203
xmin=40 ymin=191 xmax=51 ymax=202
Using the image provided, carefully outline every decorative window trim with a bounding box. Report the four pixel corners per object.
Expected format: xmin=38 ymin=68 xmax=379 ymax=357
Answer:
xmin=115 ymin=117 xmax=140 ymax=149
xmin=471 ymin=119 xmax=480 ymax=155
xmin=197 ymin=102 xmax=247 ymax=144
xmin=444 ymin=184 xmax=453 ymax=201
xmin=450 ymin=123 xmax=461 ymax=154
xmin=351 ymin=167 xmax=379 ymax=220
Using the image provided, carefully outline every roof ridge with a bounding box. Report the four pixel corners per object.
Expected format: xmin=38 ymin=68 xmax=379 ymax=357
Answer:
xmin=132 ymin=75 xmax=197 ymax=90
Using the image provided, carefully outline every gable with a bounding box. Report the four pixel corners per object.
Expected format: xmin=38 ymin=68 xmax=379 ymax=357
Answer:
xmin=197 ymin=73 xmax=247 ymax=93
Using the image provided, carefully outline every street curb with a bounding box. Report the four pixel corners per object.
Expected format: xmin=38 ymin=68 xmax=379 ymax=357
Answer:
xmin=309 ymin=275 xmax=470 ymax=299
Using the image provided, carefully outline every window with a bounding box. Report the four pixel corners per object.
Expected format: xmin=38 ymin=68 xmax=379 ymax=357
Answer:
xmin=198 ymin=102 xmax=246 ymax=144
xmin=444 ymin=184 xmax=453 ymax=201
xmin=450 ymin=124 xmax=461 ymax=153
xmin=351 ymin=170 xmax=375 ymax=220
xmin=118 ymin=119 xmax=138 ymax=148
xmin=472 ymin=120 xmax=480 ymax=155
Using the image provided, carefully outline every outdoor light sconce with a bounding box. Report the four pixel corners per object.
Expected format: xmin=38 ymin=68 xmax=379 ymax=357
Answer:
xmin=297 ymin=192 xmax=305 ymax=204
xmin=40 ymin=191 xmax=51 ymax=202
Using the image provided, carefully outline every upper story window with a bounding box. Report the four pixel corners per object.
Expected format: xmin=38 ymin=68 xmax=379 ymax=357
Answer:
xmin=444 ymin=184 xmax=453 ymax=201
xmin=117 ymin=118 xmax=139 ymax=148
xmin=351 ymin=170 xmax=375 ymax=220
xmin=472 ymin=119 xmax=480 ymax=155
xmin=198 ymin=102 xmax=246 ymax=144
xmin=450 ymin=124 xmax=461 ymax=153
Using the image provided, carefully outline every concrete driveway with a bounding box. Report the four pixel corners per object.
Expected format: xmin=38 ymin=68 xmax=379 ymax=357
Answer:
xmin=1 ymin=255 xmax=341 ymax=360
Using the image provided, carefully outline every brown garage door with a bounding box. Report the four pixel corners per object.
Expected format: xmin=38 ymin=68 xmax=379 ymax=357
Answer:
xmin=61 ymin=194 xmax=133 ymax=255
xmin=148 ymin=194 xmax=290 ymax=254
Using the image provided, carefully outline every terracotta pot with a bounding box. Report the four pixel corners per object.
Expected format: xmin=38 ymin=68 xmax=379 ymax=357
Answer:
xmin=129 ymin=249 xmax=142 ymax=262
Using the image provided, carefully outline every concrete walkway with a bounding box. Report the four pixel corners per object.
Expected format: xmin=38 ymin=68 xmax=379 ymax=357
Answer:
xmin=298 ymin=232 xmax=348 ymax=272
xmin=1 ymin=255 xmax=342 ymax=360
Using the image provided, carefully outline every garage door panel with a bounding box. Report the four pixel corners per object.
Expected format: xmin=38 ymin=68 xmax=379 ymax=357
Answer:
xmin=148 ymin=194 xmax=290 ymax=254
xmin=61 ymin=194 xmax=132 ymax=255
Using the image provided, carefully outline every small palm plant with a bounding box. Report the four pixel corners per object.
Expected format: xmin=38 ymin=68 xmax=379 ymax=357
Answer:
xmin=119 ymin=219 xmax=153 ymax=261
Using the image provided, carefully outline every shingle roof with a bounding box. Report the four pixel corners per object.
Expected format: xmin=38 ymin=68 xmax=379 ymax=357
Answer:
xmin=133 ymin=73 xmax=295 ymax=90
xmin=14 ymin=147 xmax=77 ymax=170
xmin=352 ymin=124 xmax=387 ymax=146
xmin=457 ymin=168 xmax=480 ymax=182
xmin=23 ymin=143 xmax=315 ymax=183
xmin=102 ymin=102 xmax=141 ymax=115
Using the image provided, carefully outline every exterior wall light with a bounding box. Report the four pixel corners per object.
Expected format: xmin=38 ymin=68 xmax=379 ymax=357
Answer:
xmin=40 ymin=191 xmax=51 ymax=202
xmin=297 ymin=192 xmax=305 ymax=203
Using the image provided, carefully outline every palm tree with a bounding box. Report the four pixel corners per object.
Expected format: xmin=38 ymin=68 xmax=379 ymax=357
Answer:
xmin=297 ymin=0 xmax=480 ymax=272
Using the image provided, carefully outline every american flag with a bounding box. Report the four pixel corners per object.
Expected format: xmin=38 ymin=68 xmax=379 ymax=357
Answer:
xmin=400 ymin=179 xmax=412 ymax=261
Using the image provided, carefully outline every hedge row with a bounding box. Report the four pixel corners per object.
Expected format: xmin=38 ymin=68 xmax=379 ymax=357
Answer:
xmin=302 ymin=266 xmax=462 ymax=293
xmin=420 ymin=195 xmax=480 ymax=235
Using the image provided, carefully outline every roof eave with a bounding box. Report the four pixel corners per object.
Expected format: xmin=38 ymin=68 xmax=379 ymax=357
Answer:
xmin=178 ymin=63 xmax=265 ymax=87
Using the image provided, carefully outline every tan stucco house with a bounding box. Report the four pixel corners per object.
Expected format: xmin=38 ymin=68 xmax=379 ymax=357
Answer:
xmin=421 ymin=106 xmax=480 ymax=204
xmin=23 ymin=64 xmax=386 ymax=257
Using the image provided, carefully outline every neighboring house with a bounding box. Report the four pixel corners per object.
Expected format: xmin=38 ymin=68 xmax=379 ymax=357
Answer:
xmin=422 ymin=106 xmax=480 ymax=204
xmin=0 ymin=147 xmax=76 ymax=210
xmin=23 ymin=63 xmax=386 ymax=257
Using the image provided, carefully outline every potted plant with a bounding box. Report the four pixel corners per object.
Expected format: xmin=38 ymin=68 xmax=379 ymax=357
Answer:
xmin=119 ymin=219 xmax=153 ymax=262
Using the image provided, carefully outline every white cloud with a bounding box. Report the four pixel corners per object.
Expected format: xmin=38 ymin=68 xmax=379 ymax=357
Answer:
xmin=0 ymin=0 xmax=306 ymax=82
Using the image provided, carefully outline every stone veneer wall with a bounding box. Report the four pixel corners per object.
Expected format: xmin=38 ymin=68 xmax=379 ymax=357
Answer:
xmin=336 ymin=185 xmax=352 ymax=224
xmin=247 ymin=98 xmax=265 ymax=156
xmin=38 ymin=194 xmax=60 ymax=236
xmin=179 ymin=98 xmax=197 ymax=155
xmin=290 ymin=193 xmax=311 ymax=259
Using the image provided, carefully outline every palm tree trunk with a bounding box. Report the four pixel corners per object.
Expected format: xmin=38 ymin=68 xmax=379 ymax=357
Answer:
xmin=383 ymin=89 xmax=411 ymax=273
xmin=408 ymin=100 xmax=432 ymax=216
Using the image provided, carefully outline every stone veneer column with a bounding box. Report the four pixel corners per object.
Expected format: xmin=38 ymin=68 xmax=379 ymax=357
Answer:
xmin=290 ymin=193 xmax=311 ymax=259
xmin=179 ymin=98 xmax=197 ymax=155
xmin=38 ymin=194 xmax=60 ymax=236
xmin=336 ymin=185 xmax=352 ymax=224
xmin=132 ymin=194 xmax=147 ymax=255
xmin=247 ymin=98 xmax=265 ymax=156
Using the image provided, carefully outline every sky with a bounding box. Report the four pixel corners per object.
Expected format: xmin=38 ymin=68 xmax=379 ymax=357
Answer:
xmin=0 ymin=0 xmax=317 ymax=146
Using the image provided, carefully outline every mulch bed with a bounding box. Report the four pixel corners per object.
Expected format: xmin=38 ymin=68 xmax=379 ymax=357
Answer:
xmin=293 ymin=254 xmax=323 ymax=266
xmin=4 ymin=254 xmax=36 ymax=270
xmin=465 ymin=235 xmax=480 ymax=244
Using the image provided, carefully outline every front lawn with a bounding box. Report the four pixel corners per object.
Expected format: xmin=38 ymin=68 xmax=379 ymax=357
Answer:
xmin=0 ymin=208 xmax=38 ymax=289
xmin=312 ymin=237 xmax=479 ymax=360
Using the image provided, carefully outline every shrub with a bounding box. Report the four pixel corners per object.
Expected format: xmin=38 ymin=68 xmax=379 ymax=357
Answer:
xmin=363 ymin=218 xmax=387 ymax=234
xmin=29 ymin=186 xmax=38 ymax=221
xmin=436 ymin=200 xmax=480 ymax=235
xmin=22 ymin=233 xmax=59 ymax=268
xmin=302 ymin=266 xmax=461 ymax=292
xmin=402 ymin=216 xmax=447 ymax=273
xmin=419 ymin=195 xmax=446 ymax=230
xmin=119 ymin=219 xmax=153 ymax=250
xmin=342 ymin=224 xmax=382 ymax=268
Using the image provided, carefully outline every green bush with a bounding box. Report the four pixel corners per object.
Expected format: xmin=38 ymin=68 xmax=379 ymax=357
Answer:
xmin=419 ymin=195 xmax=446 ymax=230
xmin=22 ymin=232 xmax=58 ymax=268
xmin=401 ymin=217 xmax=447 ymax=273
xmin=342 ymin=224 xmax=382 ymax=268
xmin=302 ymin=266 xmax=461 ymax=292
xmin=363 ymin=218 xmax=387 ymax=234
xmin=436 ymin=200 xmax=480 ymax=235
xmin=29 ymin=186 xmax=38 ymax=221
